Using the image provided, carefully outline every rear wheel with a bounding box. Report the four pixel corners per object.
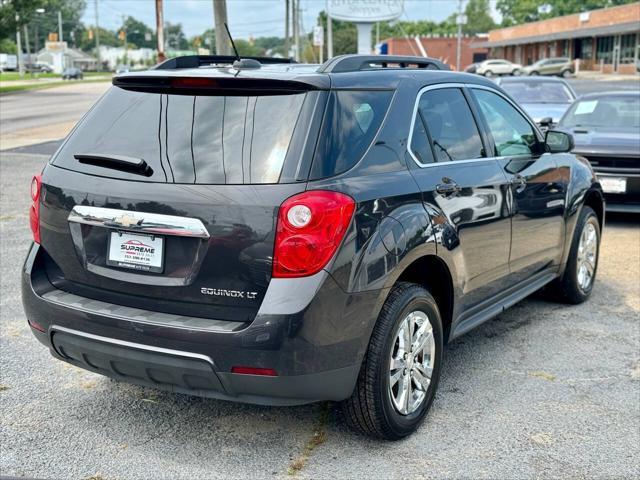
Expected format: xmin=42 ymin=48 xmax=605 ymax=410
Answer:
xmin=561 ymin=69 xmax=572 ymax=78
xmin=556 ymin=206 xmax=600 ymax=304
xmin=512 ymin=68 xmax=521 ymax=76
xmin=340 ymin=282 xmax=443 ymax=440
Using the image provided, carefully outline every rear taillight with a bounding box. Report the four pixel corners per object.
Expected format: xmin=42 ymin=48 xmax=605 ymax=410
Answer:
xmin=29 ymin=174 xmax=41 ymax=244
xmin=272 ymin=190 xmax=355 ymax=278
xmin=231 ymin=366 xmax=278 ymax=376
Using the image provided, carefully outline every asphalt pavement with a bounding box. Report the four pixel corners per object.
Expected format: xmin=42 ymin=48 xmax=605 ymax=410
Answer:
xmin=0 ymin=78 xmax=639 ymax=479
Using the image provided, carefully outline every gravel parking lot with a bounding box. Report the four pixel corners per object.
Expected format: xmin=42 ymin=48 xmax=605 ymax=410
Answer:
xmin=1 ymin=78 xmax=639 ymax=479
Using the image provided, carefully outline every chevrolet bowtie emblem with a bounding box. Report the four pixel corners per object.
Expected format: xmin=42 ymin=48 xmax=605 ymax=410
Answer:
xmin=114 ymin=214 xmax=142 ymax=228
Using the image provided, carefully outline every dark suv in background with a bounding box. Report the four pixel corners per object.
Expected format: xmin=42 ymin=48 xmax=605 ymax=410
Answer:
xmin=23 ymin=54 xmax=604 ymax=439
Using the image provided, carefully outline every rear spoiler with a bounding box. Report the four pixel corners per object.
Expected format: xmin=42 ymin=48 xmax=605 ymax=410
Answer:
xmin=112 ymin=75 xmax=328 ymax=96
xmin=154 ymin=55 xmax=297 ymax=70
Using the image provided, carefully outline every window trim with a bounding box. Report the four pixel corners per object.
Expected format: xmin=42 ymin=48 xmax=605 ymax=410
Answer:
xmin=407 ymin=83 xmax=489 ymax=167
xmin=407 ymin=83 xmax=545 ymax=169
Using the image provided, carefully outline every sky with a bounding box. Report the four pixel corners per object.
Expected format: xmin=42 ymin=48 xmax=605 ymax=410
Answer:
xmin=81 ymin=0 xmax=499 ymax=40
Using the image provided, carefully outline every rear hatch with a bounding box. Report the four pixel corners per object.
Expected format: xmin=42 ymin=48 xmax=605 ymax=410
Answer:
xmin=39 ymin=73 xmax=327 ymax=322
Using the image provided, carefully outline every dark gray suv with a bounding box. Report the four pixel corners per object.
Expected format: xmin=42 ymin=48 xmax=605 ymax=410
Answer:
xmin=22 ymin=54 xmax=604 ymax=439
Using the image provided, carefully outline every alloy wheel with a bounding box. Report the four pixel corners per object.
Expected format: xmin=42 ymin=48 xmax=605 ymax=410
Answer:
xmin=576 ymin=222 xmax=597 ymax=291
xmin=388 ymin=310 xmax=436 ymax=415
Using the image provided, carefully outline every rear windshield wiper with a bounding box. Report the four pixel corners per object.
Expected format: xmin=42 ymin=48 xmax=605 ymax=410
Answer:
xmin=74 ymin=153 xmax=153 ymax=177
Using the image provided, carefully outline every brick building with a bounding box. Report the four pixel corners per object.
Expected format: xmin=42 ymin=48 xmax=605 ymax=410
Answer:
xmin=378 ymin=36 xmax=489 ymax=70
xmin=476 ymin=2 xmax=640 ymax=74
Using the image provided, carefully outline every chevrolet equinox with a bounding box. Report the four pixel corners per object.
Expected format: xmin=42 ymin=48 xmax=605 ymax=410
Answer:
xmin=22 ymin=54 xmax=605 ymax=439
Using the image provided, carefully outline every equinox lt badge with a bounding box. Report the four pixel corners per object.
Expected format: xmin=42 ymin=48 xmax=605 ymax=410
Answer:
xmin=201 ymin=287 xmax=258 ymax=299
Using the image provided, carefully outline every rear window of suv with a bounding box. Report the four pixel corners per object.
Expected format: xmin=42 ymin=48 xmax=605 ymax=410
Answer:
xmin=52 ymin=87 xmax=308 ymax=184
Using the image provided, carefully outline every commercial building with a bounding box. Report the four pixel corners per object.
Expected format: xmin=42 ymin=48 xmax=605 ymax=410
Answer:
xmin=477 ymin=2 xmax=640 ymax=74
xmin=36 ymin=42 xmax=97 ymax=73
xmin=378 ymin=35 xmax=488 ymax=70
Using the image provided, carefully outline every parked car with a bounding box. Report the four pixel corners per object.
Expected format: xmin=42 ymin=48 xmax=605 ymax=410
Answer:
xmin=464 ymin=62 xmax=480 ymax=74
xmin=115 ymin=64 xmax=130 ymax=74
xmin=495 ymin=76 xmax=577 ymax=127
xmin=475 ymin=59 xmax=522 ymax=77
xmin=62 ymin=67 xmax=83 ymax=80
xmin=521 ymin=57 xmax=574 ymax=77
xmin=558 ymin=91 xmax=640 ymax=213
xmin=25 ymin=62 xmax=53 ymax=73
xmin=22 ymin=54 xmax=604 ymax=440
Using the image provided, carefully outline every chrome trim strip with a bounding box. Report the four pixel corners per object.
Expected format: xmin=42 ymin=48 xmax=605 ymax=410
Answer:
xmin=43 ymin=289 xmax=242 ymax=333
xmin=68 ymin=205 xmax=210 ymax=239
xmin=406 ymin=82 xmax=543 ymax=169
xmin=50 ymin=325 xmax=217 ymax=367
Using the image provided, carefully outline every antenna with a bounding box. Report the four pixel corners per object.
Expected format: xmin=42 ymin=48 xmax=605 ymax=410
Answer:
xmin=224 ymin=23 xmax=240 ymax=62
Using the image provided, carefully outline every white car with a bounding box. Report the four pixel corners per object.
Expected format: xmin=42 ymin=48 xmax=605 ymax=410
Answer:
xmin=475 ymin=59 xmax=522 ymax=77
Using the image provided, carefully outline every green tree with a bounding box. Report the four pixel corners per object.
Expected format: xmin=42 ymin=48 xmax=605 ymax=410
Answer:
xmin=121 ymin=16 xmax=155 ymax=49
xmin=0 ymin=0 xmax=44 ymax=41
xmin=463 ymin=0 xmax=495 ymax=34
xmin=77 ymin=26 xmax=119 ymax=52
xmin=165 ymin=22 xmax=188 ymax=50
xmin=497 ymin=0 xmax=636 ymax=26
xmin=0 ymin=38 xmax=17 ymax=54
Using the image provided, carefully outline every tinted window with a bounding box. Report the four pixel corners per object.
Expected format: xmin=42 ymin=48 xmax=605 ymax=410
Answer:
xmin=310 ymin=90 xmax=392 ymax=179
xmin=409 ymin=114 xmax=435 ymax=164
xmin=473 ymin=89 xmax=538 ymax=156
xmin=417 ymin=88 xmax=484 ymax=162
xmin=501 ymin=81 xmax=574 ymax=103
xmin=53 ymin=87 xmax=307 ymax=184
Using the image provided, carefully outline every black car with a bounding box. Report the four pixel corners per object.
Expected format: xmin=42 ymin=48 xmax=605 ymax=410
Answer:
xmin=62 ymin=67 xmax=83 ymax=80
xmin=23 ymin=54 xmax=604 ymax=440
xmin=558 ymin=91 xmax=640 ymax=213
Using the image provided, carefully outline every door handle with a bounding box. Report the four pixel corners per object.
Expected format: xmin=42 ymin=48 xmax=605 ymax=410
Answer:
xmin=510 ymin=174 xmax=527 ymax=192
xmin=435 ymin=178 xmax=462 ymax=196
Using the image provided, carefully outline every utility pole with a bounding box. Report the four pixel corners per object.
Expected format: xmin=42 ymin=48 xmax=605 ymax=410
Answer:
xmin=327 ymin=1 xmax=333 ymax=59
xmin=213 ymin=0 xmax=230 ymax=55
xmin=284 ymin=0 xmax=290 ymax=58
xmin=15 ymin=13 xmax=24 ymax=77
xmin=23 ymin=25 xmax=31 ymax=66
xmin=155 ymin=0 xmax=165 ymax=63
xmin=58 ymin=11 xmax=63 ymax=42
xmin=94 ymin=0 xmax=101 ymax=68
xmin=456 ymin=0 xmax=466 ymax=71
xmin=292 ymin=0 xmax=299 ymax=61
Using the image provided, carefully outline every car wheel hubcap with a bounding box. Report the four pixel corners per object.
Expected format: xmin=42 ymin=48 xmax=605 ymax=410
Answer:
xmin=388 ymin=310 xmax=435 ymax=415
xmin=576 ymin=222 xmax=597 ymax=291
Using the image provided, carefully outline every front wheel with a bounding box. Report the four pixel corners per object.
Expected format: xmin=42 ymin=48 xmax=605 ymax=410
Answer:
xmin=340 ymin=283 xmax=443 ymax=440
xmin=512 ymin=68 xmax=521 ymax=76
xmin=483 ymin=70 xmax=493 ymax=77
xmin=556 ymin=206 xmax=600 ymax=304
xmin=561 ymin=69 xmax=572 ymax=78
xmin=530 ymin=70 xmax=539 ymax=76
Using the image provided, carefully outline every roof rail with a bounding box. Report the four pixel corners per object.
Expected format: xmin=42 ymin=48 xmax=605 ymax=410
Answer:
xmin=318 ymin=54 xmax=449 ymax=73
xmin=154 ymin=55 xmax=297 ymax=70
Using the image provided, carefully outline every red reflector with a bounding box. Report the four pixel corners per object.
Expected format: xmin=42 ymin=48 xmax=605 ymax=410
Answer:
xmin=29 ymin=174 xmax=42 ymax=244
xmin=273 ymin=190 xmax=355 ymax=278
xmin=171 ymin=77 xmax=218 ymax=88
xmin=28 ymin=319 xmax=46 ymax=333
xmin=231 ymin=366 xmax=278 ymax=376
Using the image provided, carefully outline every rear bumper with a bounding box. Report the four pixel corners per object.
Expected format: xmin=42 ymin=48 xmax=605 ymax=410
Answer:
xmin=22 ymin=244 xmax=382 ymax=406
xmin=596 ymin=171 xmax=640 ymax=213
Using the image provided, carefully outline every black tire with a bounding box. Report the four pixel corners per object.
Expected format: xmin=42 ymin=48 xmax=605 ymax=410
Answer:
xmin=512 ymin=68 xmax=521 ymax=76
xmin=483 ymin=70 xmax=493 ymax=77
xmin=555 ymin=206 xmax=600 ymax=304
xmin=340 ymin=282 xmax=443 ymax=440
xmin=561 ymin=69 xmax=572 ymax=78
xmin=530 ymin=70 xmax=539 ymax=76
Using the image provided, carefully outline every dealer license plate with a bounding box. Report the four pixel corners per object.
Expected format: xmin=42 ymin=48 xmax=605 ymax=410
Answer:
xmin=599 ymin=176 xmax=627 ymax=194
xmin=107 ymin=232 xmax=164 ymax=273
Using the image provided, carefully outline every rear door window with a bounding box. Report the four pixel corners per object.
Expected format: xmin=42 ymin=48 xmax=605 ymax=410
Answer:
xmin=52 ymin=87 xmax=308 ymax=184
xmin=413 ymin=88 xmax=484 ymax=162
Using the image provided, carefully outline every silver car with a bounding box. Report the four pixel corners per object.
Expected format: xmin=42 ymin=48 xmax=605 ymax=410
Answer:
xmin=475 ymin=59 xmax=522 ymax=77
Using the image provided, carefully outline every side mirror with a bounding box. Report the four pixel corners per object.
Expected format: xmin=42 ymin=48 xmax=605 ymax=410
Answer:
xmin=539 ymin=117 xmax=553 ymax=128
xmin=545 ymin=130 xmax=574 ymax=153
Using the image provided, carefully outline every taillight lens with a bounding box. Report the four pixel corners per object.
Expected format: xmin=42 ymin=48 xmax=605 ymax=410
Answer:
xmin=29 ymin=174 xmax=42 ymax=244
xmin=273 ymin=190 xmax=355 ymax=278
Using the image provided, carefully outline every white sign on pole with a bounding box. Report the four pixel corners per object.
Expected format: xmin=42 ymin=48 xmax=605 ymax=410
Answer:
xmin=328 ymin=0 xmax=404 ymax=23
xmin=313 ymin=26 xmax=324 ymax=47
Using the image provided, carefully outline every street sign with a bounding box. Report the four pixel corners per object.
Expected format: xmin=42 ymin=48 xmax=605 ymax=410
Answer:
xmin=328 ymin=0 xmax=404 ymax=23
xmin=313 ymin=26 xmax=324 ymax=47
